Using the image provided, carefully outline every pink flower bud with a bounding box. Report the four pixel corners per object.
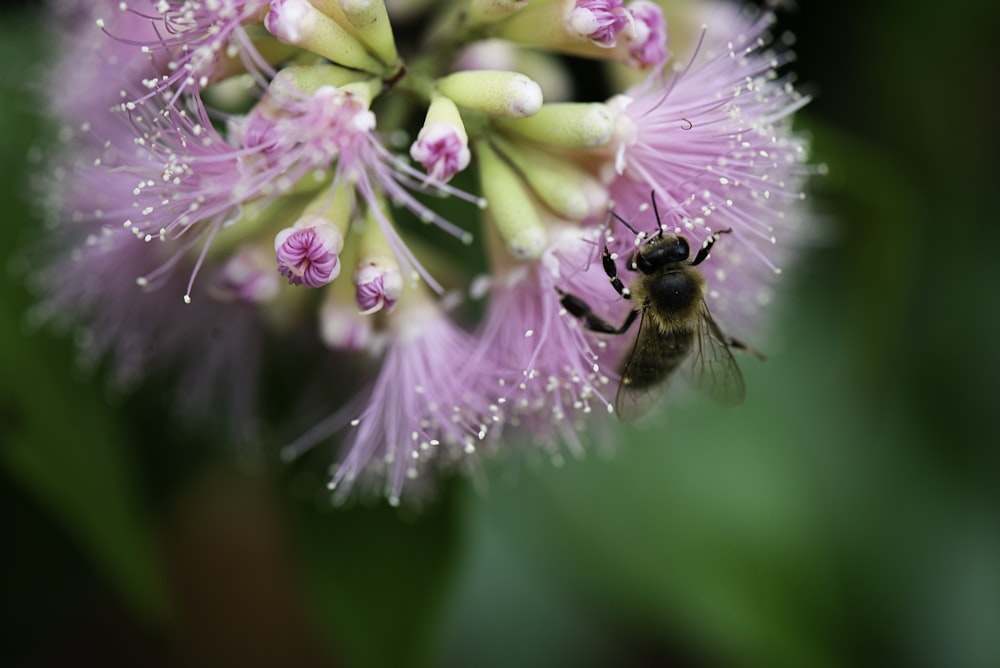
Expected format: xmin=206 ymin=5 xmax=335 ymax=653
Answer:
xmin=567 ymin=0 xmax=629 ymax=48
xmin=213 ymin=247 xmax=281 ymax=303
xmin=319 ymin=301 xmax=375 ymax=351
xmin=274 ymin=219 xmax=344 ymax=288
xmin=624 ymin=1 xmax=668 ymax=68
xmin=238 ymin=108 xmax=278 ymax=150
xmin=355 ymin=260 xmax=404 ymax=314
xmin=409 ymin=122 xmax=471 ymax=183
xmin=264 ymin=0 xmax=313 ymax=44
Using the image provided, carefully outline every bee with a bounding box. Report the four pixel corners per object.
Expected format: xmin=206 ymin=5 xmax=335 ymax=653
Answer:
xmin=558 ymin=194 xmax=763 ymax=419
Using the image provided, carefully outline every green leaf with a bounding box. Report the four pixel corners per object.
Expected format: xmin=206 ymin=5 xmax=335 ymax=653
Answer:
xmin=0 ymin=327 xmax=170 ymax=626
xmin=290 ymin=492 xmax=462 ymax=668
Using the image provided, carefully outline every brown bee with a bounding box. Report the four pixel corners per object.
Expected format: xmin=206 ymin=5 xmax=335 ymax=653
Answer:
xmin=558 ymin=195 xmax=762 ymax=419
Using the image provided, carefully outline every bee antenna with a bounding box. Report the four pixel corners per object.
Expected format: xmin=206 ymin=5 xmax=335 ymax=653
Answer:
xmin=610 ymin=209 xmax=640 ymax=236
xmin=649 ymin=190 xmax=664 ymax=239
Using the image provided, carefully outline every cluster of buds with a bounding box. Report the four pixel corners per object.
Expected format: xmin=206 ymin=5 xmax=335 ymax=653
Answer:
xmin=36 ymin=0 xmax=817 ymax=504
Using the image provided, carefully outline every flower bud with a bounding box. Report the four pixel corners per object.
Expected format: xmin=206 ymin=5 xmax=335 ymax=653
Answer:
xmin=212 ymin=246 xmax=282 ymax=303
xmin=274 ymin=216 xmax=344 ymax=288
xmin=493 ymin=0 xmax=630 ymax=60
xmin=273 ymin=183 xmax=352 ymax=288
xmin=410 ymin=124 xmax=471 ymax=184
xmin=235 ymin=106 xmax=280 ymax=154
xmin=466 ymin=0 xmax=528 ymax=27
xmin=306 ymin=0 xmax=401 ymax=68
xmin=496 ymin=102 xmax=614 ymax=148
xmin=475 ymin=140 xmax=548 ymax=260
xmin=338 ymin=79 xmax=384 ymax=111
xmin=339 ymin=0 xmax=400 ymax=68
xmin=492 ymin=137 xmax=608 ymax=221
xmin=320 ymin=299 xmax=376 ymax=350
xmin=567 ymin=0 xmax=630 ymax=47
xmin=265 ymin=0 xmax=385 ymax=74
xmin=354 ymin=205 xmax=405 ymax=313
xmin=622 ymin=1 xmax=668 ymax=68
xmin=268 ymin=63 xmax=371 ymax=99
xmin=454 ymin=40 xmax=574 ymax=103
xmin=435 ymin=70 xmax=543 ymax=119
xmin=311 ymin=232 xmax=372 ymax=350
xmin=355 ymin=259 xmax=404 ymax=314
xmin=409 ymin=95 xmax=470 ymax=183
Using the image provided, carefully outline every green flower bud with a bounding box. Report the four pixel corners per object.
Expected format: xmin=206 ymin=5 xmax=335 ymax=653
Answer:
xmin=491 ymin=0 xmax=630 ymax=60
xmin=338 ymin=0 xmax=400 ymax=68
xmin=466 ymin=0 xmax=529 ymax=27
xmin=495 ymin=102 xmax=614 ymax=148
xmin=476 ymin=140 xmax=548 ymax=259
xmin=340 ymin=78 xmax=384 ymax=110
xmin=355 ymin=205 xmax=405 ymax=314
xmin=436 ymin=70 xmax=543 ymax=119
xmin=300 ymin=182 xmax=355 ymax=237
xmin=492 ymin=137 xmax=608 ymax=221
xmin=265 ymin=0 xmax=387 ymax=75
xmin=269 ymin=63 xmax=371 ymax=98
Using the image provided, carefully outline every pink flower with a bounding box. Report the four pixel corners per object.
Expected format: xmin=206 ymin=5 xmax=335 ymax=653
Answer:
xmin=474 ymin=227 xmax=631 ymax=448
xmin=258 ymin=81 xmax=480 ymax=290
xmin=98 ymin=0 xmax=272 ymax=103
xmin=608 ymin=13 xmax=815 ymax=331
xmin=32 ymin=228 xmax=266 ymax=441
xmin=285 ymin=299 xmax=503 ymax=505
xmin=33 ymin=0 xmax=818 ymax=504
xmin=45 ymin=2 xmax=160 ymax=136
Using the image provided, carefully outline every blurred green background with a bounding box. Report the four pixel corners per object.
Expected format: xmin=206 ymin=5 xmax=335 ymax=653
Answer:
xmin=2 ymin=1 xmax=999 ymax=666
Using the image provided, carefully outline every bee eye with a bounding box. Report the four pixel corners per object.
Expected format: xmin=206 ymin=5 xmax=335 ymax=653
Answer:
xmin=637 ymin=237 xmax=690 ymax=271
xmin=673 ymin=237 xmax=690 ymax=260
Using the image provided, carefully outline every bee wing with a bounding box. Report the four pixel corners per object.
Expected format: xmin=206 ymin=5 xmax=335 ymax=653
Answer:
xmin=614 ymin=312 xmax=678 ymax=421
xmin=685 ymin=302 xmax=747 ymax=407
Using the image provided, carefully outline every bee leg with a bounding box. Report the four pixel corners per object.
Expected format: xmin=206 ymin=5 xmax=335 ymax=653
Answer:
xmin=558 ymin=289 xmax=640 ymax=334
xmin=690 ymin=228 xmax=733 ymax=266
xmin=602 ymin=247 xmax=630 ymax=298
xmin=726 ymin=336 xmax=767 ymax=361
xmin=704 ymin=316 xmax=767 ymax=361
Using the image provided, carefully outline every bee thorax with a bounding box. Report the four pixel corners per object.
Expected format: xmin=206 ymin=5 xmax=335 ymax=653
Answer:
xmin=647 ymin=269 xmax=703 ymax=314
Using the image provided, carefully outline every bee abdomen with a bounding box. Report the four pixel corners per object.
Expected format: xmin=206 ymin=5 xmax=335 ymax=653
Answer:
xmin=622 ymin=329 xmax=693 ymax=390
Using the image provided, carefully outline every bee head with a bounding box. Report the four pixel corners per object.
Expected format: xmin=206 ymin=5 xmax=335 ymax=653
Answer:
xmin=633 ymin=234 xmax=690 ymax=274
